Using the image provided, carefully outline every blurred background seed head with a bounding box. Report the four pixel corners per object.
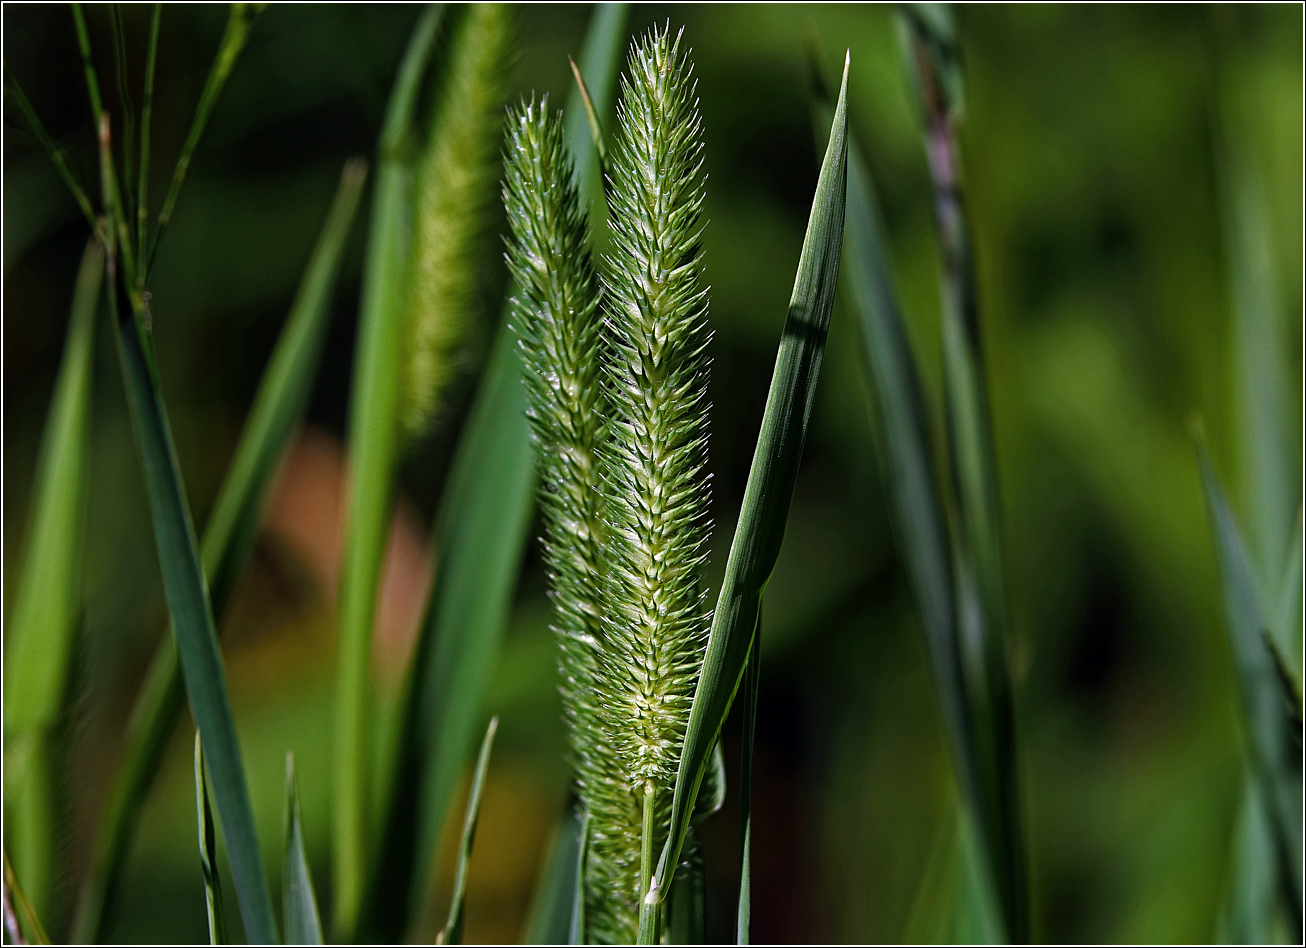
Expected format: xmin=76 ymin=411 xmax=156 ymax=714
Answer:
xmin=3 ymin=4 xmax=1301 ymax=943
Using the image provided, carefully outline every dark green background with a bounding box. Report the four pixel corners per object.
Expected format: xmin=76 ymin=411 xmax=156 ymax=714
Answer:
xmin=4 ymin=3 xmax=1302 ymax=943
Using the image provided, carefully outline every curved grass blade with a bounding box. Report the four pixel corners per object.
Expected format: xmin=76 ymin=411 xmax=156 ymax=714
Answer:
xmin=365 ymin=315 xmax=535 ymax=939
xmin=522 ymin=803 xmax=583 ymax=944
xmin=195 ymin=735 xmax=228 ymax=946
xmin=109 ymin=223 xmax=277 ymax=946
xmin=1197 ymin=437 xmax=1304 ymax=935
xmin=438 ymin=717 xmax=498 ymax=946
xmin=73 ymin=158 xmax=366 ymax=944
xmin=333 ymin=7 xmax=445 ymax=935
xmin=901 ymin=9 xmax=1027 ymax=938
xmin=3 ymin=851 xmax=50 ymax=946
xmin=283 ymin=753 xmax=324 ymax=945
xmin=2 ymin=238 xmax=101 ymax=922
xmin=148 ymin=2 xmax=260 ymax=273
xmin=643 ymin=52 xmax=851 ymax=943
xmin=563 ymin=3 xmax=627 ymax=210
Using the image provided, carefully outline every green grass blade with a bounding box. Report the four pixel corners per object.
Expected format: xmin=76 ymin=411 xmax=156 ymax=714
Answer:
xmin=668 ymin=831 xmax=706 ymax=946
xmin=646 ymin=52 xmax=851 ymax=937
xmin=2 ymin=239 xmax=101 ymax=922
xmin=3 ymin=851 xmax=50 ymax=945
xmin=73 ymin=158 xmax=365 ymax=944
xmin=522 ymin=803 xmax=583 ymax=945
xmin=3 ymin=237 xmax=101 ymax=739
xmin=1197 ymin=437 xmax=1304 ymax=935
xmin=332 ymin=6 xmax=444 ymax=935
xmin=570 ymin=810 xmax=589 ymax=946
xmin=563 ymin=3 xmax=627 ymax=207
xmin=137 ymin=3 xmax=161 ymax=272
xmin=195 ymin=735 xmax=228 ymax=946
xmin=4 ymin=75 xmax=98 ymax=232
xmin=1225 ymin=154 xmax=1293 ymax=586
xmin=110 ymin=240 xmax=277 ymax=945
xmin=1219 ymin=773 xmax=1278 ymax=944
xmin=735 ymin=635 xmax=761 ymax=945
xmin=283 ymin=753 xmax=324 ymax=945
xmin=438 ymin=717 xmax=499 ymax=946
xmin=902 ymin=10 xmax=1027 ymax=938
xmin=366 ymin=315 xmax=535 ymax=938
xmin=809 ymin=62 xmax=970 ymax=798
xmin=148 ymin=3 xmax=260 ymax=272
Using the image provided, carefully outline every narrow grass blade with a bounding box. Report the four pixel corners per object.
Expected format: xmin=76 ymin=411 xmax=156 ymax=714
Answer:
xmin=2 ymin=239 xmax=101 ymax=921
xmin=149 ymin=3 xmax=260 ymax=272
xmin=1225 ymin=153 xmax=1292 ymax=586
xmin=283 ymin=754 xmax=324 ymax=945
xmin=3 ymin=851 xmax=50 ymax=945
xmin=693 ymin=743 xmax=727 ymax=825
xmin=902 ymin=10 xmax=1028 ymax=938
xmin=736 ymin=634 xmax=761 ymax=945
xmin=333 ymin=7 xmax=444 ymax=935
xmin=195 ymin=735 xmax=227 ymax=946
xmin=3 ymin=238 xmax=101 ymax=739
xmin=110 ymin=243 xmax=277 ymax=944
xmin=647 ymin=55 xmax=850 ymax=935
xmin=109 ymin=4 xmax=135 ymax=215
xmin=668 ymin=831 xmax=706 ymax=946
xmin=73 ymin=158 xmax=365 ymax=944
xmin=522 ymin=803 xmax=583 ymax=945
xmin=567 ymin=56 xmax=607 ymax=169
xmin=4 ymin=75 xmax=98 ymax=232
xmin=71 ymin=4 xmax=105 ymax=121
xmin=563 ymin=3 xmax=627 ymax=207
xmin=570 ymin=810 xmax=590 ymax=946
xmin=366 ymin=315 xmax=535 ymax=939
xmin=137 ymin=3 xmax=161 ymax=271
xmin=808 ymin=53 xmax=970 ymax=802
xmin=1197 ymin=437 xmax=1304 ymax=934
xmin=438 ymin=717 xmax=498 ymax=946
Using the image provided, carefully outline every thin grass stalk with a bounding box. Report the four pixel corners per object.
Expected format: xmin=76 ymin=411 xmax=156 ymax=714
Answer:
xmin=332 ymin=7 xmax=444 ymax=935
xmin=148 ymin=2 xmax=259 ymax=272
xmin=108 ymin=5 xmax=135 ymax=215
xmin=136 ymin=3 xmax=161 ymax=276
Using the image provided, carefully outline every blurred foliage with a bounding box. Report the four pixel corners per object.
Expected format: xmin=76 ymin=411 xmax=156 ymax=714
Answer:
xmin=2 ymin=3 xmax=1301 ymax=943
